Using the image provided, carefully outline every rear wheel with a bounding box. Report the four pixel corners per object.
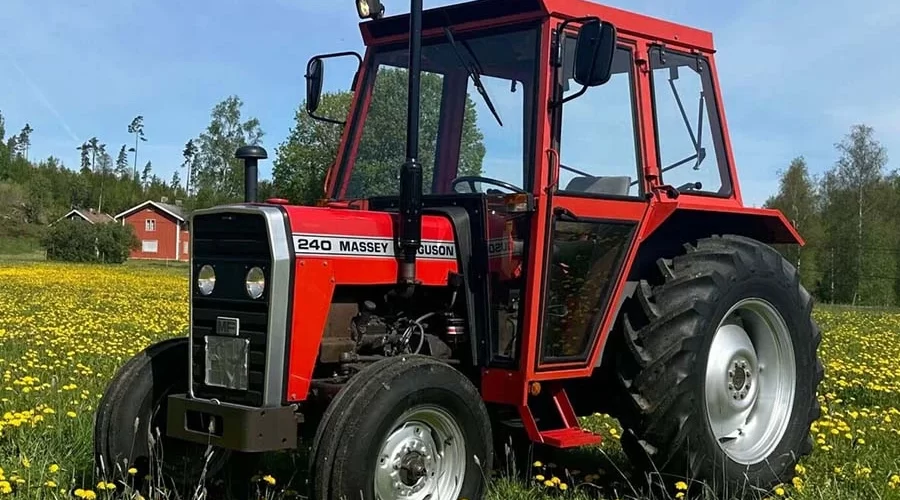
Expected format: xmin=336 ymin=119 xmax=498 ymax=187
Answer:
xmin=310 ymin=355 xmax=493 ymax=500
xmin=611 ymin=235 xmax=823 ymax=497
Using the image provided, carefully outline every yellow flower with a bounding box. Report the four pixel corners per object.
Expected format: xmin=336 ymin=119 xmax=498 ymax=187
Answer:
xmin=127 ymin=467 xmax=138 ymax=475
xmin=559 ymin=483 xmax=568 ymax=491
xmin=543 ymin=479 xmax=554 ymax=487
xmin=262 ymin=475 xmax=276 ymax=486
xmin=775 ymin=486 xmax=785 ymax=496
xmin=676 ymin=493 xmax=685 ymax=499
xmin=534 ymin=475 xmax=545 ymax=481
xmin=66 ymin=411 xmax=77 ymax=418
xmin=44 ymin=480 xmax=57 ymax=488
xmin=48 ymin=464 xmax=59 ymax=473
xmin=675 ymin=481 xmax=688 ymax=491
xmin=533 ymin=461 xmax=542 ymax=468
xmin=0 ymin=482 xmax=10 ymax=495
xmin=890 ymin=474 xmax=900 ymax=488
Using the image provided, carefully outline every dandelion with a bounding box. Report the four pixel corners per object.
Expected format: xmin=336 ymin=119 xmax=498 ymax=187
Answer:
xmin=44 ymin=480 xmax=57 ymax=488
xmin=675 ymin=481 xmax=688 ymax=491
xmin=262 ymin=475 xmax=276 ymax=486
xmin=127 ymin=467 xmax=138 ymax=475
xmin=66 ymin=411 xmax=77 ymax=418
xmin=48 ymin=463 xmax=59 ymax=473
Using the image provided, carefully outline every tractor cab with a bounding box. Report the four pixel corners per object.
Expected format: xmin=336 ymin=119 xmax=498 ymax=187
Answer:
xmin=304 ymin=0 xmax=743 ymax=375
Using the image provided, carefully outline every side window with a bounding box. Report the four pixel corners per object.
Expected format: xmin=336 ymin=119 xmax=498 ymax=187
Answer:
xmin=540 ymin=220 xmax=634 ymax=362
xmin=558 ymin=43 xmax=640 ymax=198
xmin=650 ymin=47 xmax=731 ymax=195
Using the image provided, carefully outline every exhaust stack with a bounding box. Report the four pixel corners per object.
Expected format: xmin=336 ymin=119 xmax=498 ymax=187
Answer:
xmin=397 ymin=0 xmax=424 ymax=286
xmin=236 ymin=145 xmax=267 ymax=203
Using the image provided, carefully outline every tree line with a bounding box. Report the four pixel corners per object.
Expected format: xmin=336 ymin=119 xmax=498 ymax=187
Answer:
xmin=4 ymin=76 xmax=898 ymax=306
xmin=765 ymin=124 xmax=900 ymax=306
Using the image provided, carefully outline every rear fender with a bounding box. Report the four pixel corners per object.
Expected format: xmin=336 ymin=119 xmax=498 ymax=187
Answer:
xmin=594 ymin=204 xmax=802 ymax=367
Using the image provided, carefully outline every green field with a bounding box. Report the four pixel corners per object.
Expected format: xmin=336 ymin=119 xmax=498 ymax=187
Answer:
xmin=0 ymin=261 xmax=899 ymax=499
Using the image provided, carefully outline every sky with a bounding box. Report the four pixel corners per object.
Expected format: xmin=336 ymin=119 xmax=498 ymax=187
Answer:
xmin=2 ymin=0 xmax=899 ymax=208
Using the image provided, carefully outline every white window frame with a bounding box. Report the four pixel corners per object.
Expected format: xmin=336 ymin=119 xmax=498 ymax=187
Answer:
xmin=145 ymin=219 xmax=156 ymax=232
xmin=142 ymin=240 xmax=158 ymax=253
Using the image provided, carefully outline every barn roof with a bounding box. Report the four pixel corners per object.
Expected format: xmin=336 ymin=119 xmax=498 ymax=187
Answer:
xmin=53 ymin=208 xmax=115 ymax=225
xmin=115 ymin=200 xmax=186 ymax=222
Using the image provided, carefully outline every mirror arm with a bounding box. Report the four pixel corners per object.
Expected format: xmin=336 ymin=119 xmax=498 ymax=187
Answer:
xmin=550 ymin=16 xmax=600 ymax=109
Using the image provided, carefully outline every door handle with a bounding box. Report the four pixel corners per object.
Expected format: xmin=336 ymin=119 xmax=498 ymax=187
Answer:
xmin=553 ymin=206 xmax=578 ymax=221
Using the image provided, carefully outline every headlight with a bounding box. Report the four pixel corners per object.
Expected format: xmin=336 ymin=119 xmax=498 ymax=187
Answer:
xmin=245 ymin=266 xmax=265 ymax=299
xmin=197 ymin=265 xmax=216 ymax=296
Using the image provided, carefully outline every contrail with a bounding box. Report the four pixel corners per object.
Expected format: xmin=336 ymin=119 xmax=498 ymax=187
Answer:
xmin=7 ymin=56 xmax=81 ymax=144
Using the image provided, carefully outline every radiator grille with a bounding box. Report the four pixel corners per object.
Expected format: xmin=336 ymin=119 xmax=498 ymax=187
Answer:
xmin=190 ymin=212 xmax=271 ymax=407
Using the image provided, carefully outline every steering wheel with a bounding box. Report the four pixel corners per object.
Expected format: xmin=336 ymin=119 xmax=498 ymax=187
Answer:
xmin=452 ymin=176 xmax=526 ymax=194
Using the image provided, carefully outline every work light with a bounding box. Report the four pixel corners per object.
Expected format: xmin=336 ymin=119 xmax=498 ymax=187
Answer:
xmin=355 ymin=0 xmax=384 ymax=19
xmin=197 ymin=265 xmax=216 ymax=296
xmin=245 ymin=266 xmax=266 ymax=299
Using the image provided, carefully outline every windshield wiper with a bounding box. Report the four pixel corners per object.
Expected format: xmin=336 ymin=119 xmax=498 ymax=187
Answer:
xmin=443 ymin=26 xmax=503 ymax=126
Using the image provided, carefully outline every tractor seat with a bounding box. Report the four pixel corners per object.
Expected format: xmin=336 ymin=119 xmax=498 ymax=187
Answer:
xmin=563 ymin=175 xmax=631 ymax=196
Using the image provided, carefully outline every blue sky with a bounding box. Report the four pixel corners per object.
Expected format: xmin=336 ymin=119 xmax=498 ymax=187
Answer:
xmin=2 ymin=0 xmax=898 ymax=207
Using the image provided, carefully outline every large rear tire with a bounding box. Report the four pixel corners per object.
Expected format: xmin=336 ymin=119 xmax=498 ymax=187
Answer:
xmin=94 ymin=338 xmax=255 ymax=498
xmin=310 ymin=355 xmax=493 ymax=500
xmin=611 ymin=235 xmax=823 ymax=498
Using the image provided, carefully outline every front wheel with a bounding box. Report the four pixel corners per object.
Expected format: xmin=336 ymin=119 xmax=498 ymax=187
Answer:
xmin=611 ymin=235 xmax=823 ymax=497
xmin=310 ymin=355 xmax=493 ymax=500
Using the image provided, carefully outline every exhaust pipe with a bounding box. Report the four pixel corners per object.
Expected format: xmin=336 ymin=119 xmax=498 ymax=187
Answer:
xmin=236 ymin=145 xmax=267 ymax=203
xmin=397 ymin=0 xmax=424 ymax=287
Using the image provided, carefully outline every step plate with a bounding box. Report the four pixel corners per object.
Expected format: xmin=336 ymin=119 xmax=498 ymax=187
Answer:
xmin=539 ymin=428 xmax=602 ymax=448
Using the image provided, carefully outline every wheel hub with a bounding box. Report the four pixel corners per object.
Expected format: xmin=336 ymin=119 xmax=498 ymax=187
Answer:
xmin=704 ymin=298 xmax=796 ymax=465
xmin=373 ymin=406 xmax=466 ymax=500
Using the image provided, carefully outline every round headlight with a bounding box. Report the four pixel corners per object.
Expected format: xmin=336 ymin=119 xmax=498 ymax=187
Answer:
xmin=245 ymin=267 xmax=266 ymax=299
xmin=197 ymin=265 xmax=216 ymax=296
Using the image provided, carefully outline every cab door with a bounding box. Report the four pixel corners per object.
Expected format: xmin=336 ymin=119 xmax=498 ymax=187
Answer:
xmin=529 ymin=33 xmax=651 ymax=373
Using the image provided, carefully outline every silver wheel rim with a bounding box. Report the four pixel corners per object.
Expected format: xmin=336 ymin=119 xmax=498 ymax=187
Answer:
xmin=704 ymin=298 xmax=796 ymax=465
xmin=373 ymin=405 xmax=466 ymax=500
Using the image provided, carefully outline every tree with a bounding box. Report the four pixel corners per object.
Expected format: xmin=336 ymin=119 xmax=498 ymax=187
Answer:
xmin=141 ymin=161 xmax=153 ymax=189
xmin=16 ymin=123 xmax=33 ymax=160
xmin=77 ymin=142 xmax=91 ymax=173
xmin=764 ymin=156 xmax=821 ymax=288
xmin=273 ymin=69 xmax=484 ymax=205
xmin=127 ymin=116 xmax=147 ymax=179
xmin=0 ymin=110 xmax=5 ymax=142
xmin=115 ymin=145 xmax=129 ymax=179
xmin=192 ymin=96 xmax=264 ymax=207
xmin=182 ymin=139 xmax=197 ymax=195
xmin=171 ymin=170 xmax=181 ymax=191
xmin=816 ymin=124 xmax=893 ymax=305
xmin=272 ymin=92 xmax=352 ymax=205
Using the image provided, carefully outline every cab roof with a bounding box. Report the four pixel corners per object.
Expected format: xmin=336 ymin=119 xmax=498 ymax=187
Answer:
xmin=361 ymin=0 xmax=714 ymax=52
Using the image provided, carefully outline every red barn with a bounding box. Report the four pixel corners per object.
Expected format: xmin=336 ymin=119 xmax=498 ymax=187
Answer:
xmin=116 ymin=200 xmax=190 ymax=261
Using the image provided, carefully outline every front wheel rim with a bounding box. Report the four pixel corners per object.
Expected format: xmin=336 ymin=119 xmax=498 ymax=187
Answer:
xmin=704 ymin=298 xmax=796 ymax=465
xmin=373 ymin=405 xmax=467 ymax=500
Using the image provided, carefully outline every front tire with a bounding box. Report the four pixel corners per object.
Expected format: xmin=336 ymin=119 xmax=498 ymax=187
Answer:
xmin=94 ymin=338 xmax=253 ymax=497
xmin=612 ymin=235 xmax=823 ymax=497
xmin=311 ymin=355 xmax=493 ymax=500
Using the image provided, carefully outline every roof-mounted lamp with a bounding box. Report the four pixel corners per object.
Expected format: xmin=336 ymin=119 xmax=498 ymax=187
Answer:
xmin=355 ymin=0 xmax=385 ymax=19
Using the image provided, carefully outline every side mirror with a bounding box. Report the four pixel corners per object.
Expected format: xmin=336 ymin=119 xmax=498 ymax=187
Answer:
xmin=573 ymin=19 xmax=616 ymax=87
xmin=304 ymin=51 xmax=363 ymax=125
xmin=305 ymin=57 xmax=324 ymax=114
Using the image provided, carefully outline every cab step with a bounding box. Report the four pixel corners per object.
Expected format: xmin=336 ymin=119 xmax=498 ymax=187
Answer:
xmin=538 ymin=428 xmax=602 ymax=448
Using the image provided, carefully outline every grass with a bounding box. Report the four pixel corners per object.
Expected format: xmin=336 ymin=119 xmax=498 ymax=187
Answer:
xmin=0 ymin=260 xmax=899 ymax=499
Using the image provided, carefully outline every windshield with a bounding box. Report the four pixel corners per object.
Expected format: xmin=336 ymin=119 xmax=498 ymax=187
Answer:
xmin=333 ymin=24 xmax=541 ymax=200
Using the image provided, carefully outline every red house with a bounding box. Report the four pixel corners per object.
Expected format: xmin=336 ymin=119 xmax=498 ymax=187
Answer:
xmin=116 ymin=200 xmax=190 ymax=261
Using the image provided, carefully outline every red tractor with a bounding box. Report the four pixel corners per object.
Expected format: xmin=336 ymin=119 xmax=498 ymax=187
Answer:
xmin=95 ymin=0 xmax=822 ymax=498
